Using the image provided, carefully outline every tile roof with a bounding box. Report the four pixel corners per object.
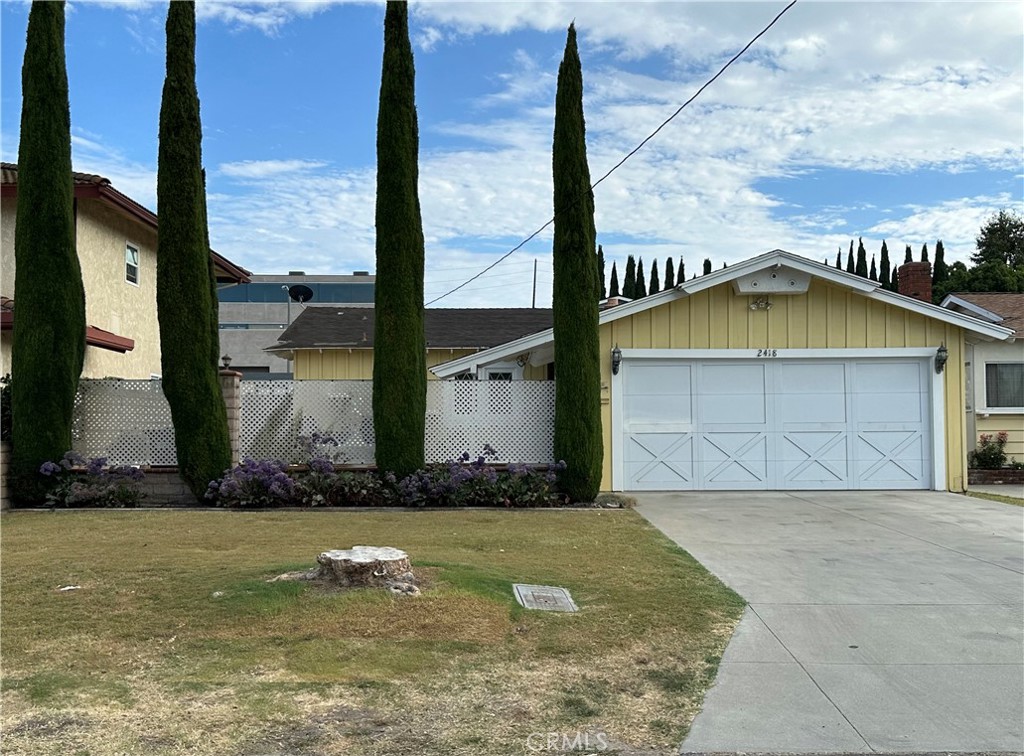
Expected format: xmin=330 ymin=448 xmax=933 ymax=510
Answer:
xmin=950 ymin=292 xmax=1024 ymax=334
xmin=271 ymin=307 xmax=554 ymax=351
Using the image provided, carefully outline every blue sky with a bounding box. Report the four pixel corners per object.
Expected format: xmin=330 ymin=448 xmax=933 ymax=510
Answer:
xmin=2 ymin=1 xmax=1021 ymax=307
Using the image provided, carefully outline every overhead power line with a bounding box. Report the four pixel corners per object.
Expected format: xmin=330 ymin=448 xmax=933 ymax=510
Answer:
xmin=425 ymin=0 xmax=798 ymax=306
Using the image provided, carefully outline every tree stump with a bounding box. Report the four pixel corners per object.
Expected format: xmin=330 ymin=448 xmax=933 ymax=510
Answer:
xmin=316 ymin=546 xmax=413 ymax=588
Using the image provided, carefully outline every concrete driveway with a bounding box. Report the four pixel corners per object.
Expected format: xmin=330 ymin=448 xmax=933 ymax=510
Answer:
xmin=637 ymin=491 xmax=1024 ymax=754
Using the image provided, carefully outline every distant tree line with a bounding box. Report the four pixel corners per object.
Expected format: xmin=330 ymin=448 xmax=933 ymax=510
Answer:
xmin=827 ymin=210 xmax=1024 ymax=303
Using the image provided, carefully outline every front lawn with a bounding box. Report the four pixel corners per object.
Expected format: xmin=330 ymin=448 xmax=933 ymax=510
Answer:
xmin=1 ymin=510 xmax=743 ymax=755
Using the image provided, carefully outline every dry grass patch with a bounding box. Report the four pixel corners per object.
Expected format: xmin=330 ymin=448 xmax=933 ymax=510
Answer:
xmin=2 ymin=509 xmax=743 ymax=754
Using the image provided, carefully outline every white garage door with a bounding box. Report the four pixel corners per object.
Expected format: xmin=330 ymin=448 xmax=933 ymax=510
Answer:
xmin=622 ymin=358 xmax=933 ymax=490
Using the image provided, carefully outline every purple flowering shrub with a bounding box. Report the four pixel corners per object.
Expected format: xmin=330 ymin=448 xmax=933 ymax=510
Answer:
xmin=39 ymin=451 xmax=146 ymax=507
xmin=396 ymin=447 xmax=567 ymax=508
xmin=205 ymin=458 xmax=296 ymax=508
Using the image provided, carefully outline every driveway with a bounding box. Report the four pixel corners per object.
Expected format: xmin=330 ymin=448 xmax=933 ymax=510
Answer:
xmin=637 ymin=491 xmax=1024 ymax=753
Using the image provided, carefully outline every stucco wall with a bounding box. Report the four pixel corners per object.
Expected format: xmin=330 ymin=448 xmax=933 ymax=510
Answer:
xmin=295 ymin=347 xmax=548 ymax=381
xmin=597 ymin=279 xmax=969 ymax=492
xmin=970 ymin=338 xmax=1024 ymax=461
xmin=0 ymin=197 xmax=161 ymax=379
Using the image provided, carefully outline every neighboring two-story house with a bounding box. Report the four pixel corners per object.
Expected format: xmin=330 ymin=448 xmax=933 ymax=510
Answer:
xmin=0 ymin=163 xmax=250 ymax=379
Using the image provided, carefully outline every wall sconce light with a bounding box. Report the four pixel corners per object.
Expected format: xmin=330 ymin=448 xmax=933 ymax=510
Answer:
xmin=934 ymin=343 xmax=948 ymax=374
xmin=221 ymin=354 xmax=232 ymax=369
xmin=515 ymin=353 xmax=530 ymax=368
xmin=749 ymin=296 xmax=773 ymax=311
xmin=611 ymin=344 xmax=622 ymax=375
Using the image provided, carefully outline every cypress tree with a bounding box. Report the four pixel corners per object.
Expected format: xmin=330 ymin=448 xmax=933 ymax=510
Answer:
xmin=869 ymin=255 xmax=877 ymax=281
xmin=664 ymin=256 xmax=675 ymax=289
xmin=678 ymin=257 xmax=685 ymax=281
xmin=156 ymin=1 xmax=231 ymax=500
xmin=904 ymin=244 xmax=913 ymax=264
xmin=10 ymin=1 xmax=85 ymax=502
xmin=919 ymin=243 xmax=929 ymax=263
xmin=649 ymin=258 xmax=660 ymax=294
xmin=879 ymin=240 xmax=891 ymax=290
xmin=623 ymin=254 xmax=636 ymax=298
xmin=835 ymin=248 xmax=842 ymax=269
xmin=855 ymin=237 xmax=868 ymax=278
xmin=932 ymin=240 xmax=948 ymax=301
xmin=551 ymin=22 xmax=602 ymax=502
xmin=372 ymin=0 xmax=426 ymax=478
xmin=608 ymin=261 xmax=620 ymax=297
xmin=891 ymin=264 xmax=899 ymax=292
xmin=596 ymin=244 xmax=606 ymax=300
xmin=702 ymin=258 xmax=712 ymax=275
xmin=846 ymin=240 xmax=855 ymax=273
xmin=635 ymin=257 xmax=647 ymax=297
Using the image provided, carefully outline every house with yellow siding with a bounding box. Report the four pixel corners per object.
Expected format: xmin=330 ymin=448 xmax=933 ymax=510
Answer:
xmin=265 ymin=307 xmax=553 ymax=381
xmin=432 ymin=250 xmax=1014 ymax=493
xmin=0 ymin=162 xmax=250 ymax=379
xmin=940 ymin=293 xmax=1024 ymax=463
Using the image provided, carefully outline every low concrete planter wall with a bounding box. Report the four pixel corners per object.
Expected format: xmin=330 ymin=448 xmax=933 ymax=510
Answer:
xmin=968 ymin=468 xmax=1024 ymax=486
xmin=1 ymin=441 xmax=10 ymax=511
xmin=138 ymin=467 xmax=195 ymax=506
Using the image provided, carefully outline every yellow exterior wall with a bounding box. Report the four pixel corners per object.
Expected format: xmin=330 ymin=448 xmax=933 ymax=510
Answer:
xmin=294 ymin=348 xmax=550 ymax=381
xmin=597 ymin=279 xmax=969 ymax=492
xmin=976 ymin=417 xmax=1024 ymax=463
xmin=969 ymin=338 xmax=1024 ymax=461
xmin=1 ymin=197 xmax=161 ymax=379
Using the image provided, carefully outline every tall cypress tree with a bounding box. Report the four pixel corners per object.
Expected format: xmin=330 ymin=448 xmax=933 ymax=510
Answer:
xmin=855 ymin=237 xmax=868 ymax=278
xmin=10 ymin=1 xmax=85 ymax=502
xmin=678 ymin=257 xmax=685 ymax=281
xmin=596 ymin=244 xmax=606 ymax=300
xmin=879 ymin=240 xmax=891 ymax=290
xmin=373 ymin=0 xmax=425 ymax=478
xmin=834 ymin=248 xmax=841 ymax=269
xmin=156 ymin=1 xmax=231 ymax=500
xmin=649 ymin=258 xmax=660 ymax=294
xmin=920 ymin=243 xmax=929 ymax=263
xmin=846 ymin=240 xmax=855 ymax=273
xmin=904 ymin=244 xmax=913 ymax=264
xmin=869 ymin=255 xmax=878 ymax=281
xmin=932 ymin=240 xmax=948 ymax=302
xmin=551 ymin=22 xmax=601 ymax=502
xmin=891 ymin=264 xmax=900 ymax=292
xmin=664 ymin=256 xmax=675 ymax=289
xmin=623 ymin=254 xmax=636 ymax=298
xmin=635 ymin=258 xmax=647 ymax=297
xmin=608 ymin=261 xmax=619 ymax=297
xmin=702 ymin=258 xmax=712 ymax=275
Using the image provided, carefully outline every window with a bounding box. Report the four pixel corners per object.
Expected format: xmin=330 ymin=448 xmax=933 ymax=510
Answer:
xmin=125 ymin=244 xmax=139 ymax=285
xmin=486 ymin=370 xmax=513 ymax=381
xmin=985 ymin=363 xmax=1024 ymax=409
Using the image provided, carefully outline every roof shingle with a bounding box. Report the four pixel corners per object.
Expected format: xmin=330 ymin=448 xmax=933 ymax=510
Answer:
xmin=949 ymin=292 xmax=1024 ymax=334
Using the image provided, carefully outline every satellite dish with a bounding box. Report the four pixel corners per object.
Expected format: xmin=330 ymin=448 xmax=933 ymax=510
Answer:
xmin=288 ymin=284 xmax=314 ymax=303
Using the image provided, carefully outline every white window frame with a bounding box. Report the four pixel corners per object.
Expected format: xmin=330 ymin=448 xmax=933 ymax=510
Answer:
xmin=982 ymin=361 xmax=1024 ymax=414
xmin=482 ymin=360 xmax=522 ymax=381
xmin=125 ymin=242 xmax=140 ymax=286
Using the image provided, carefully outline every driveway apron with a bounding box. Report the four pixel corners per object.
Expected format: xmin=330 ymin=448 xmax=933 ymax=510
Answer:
xmin=637 ymin=491 xmax=1024 ymax=753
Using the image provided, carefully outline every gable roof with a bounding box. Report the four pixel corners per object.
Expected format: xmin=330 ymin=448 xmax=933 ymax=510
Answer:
xmin=266 ymin=307 xmax=554 ymax=354
xmin=431 ymin=249 xmax=1015 ymax=378
xmin=1 ymin=162 xmax=250 ymax=285
xmin=940 ymin=292 xmax=1024 ymax=335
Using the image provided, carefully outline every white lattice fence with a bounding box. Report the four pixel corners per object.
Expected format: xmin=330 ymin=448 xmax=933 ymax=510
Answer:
xmin=240 ymin=380 xmax=376 ymax=464
xmin=73 ymin=379 xmax=177 ymax=465
xmin=425 ymin=381 xmax=555 ymax=463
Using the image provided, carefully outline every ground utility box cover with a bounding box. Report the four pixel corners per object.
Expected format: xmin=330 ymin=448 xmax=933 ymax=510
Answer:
xmin=512 ymin=584 xmax=578 ymax=612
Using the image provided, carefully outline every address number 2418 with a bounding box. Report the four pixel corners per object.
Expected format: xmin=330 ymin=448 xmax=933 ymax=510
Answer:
xmin=756 ymin=349 xmax=778 ymax=358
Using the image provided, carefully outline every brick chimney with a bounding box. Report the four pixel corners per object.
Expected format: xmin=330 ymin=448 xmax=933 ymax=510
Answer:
xmin=897 ymin=261 xmax=932 ymax=303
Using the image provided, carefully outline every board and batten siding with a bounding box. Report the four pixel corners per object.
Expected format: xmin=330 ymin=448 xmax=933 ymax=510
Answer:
xmin=294 ymin=348 xmax=548 ymax=381
xmin=597 ymin=279 xmax=969 ymax=492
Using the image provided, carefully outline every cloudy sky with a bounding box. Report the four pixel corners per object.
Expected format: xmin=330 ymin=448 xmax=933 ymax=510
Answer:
xmin=1 ymin=1 xmax=1021 ymax=307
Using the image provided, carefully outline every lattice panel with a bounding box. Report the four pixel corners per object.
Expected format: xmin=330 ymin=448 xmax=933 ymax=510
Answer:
xmin=72 ymin=379 xmax=177 ymax=465
xmin=241 ymin=380 xmax=376 ymax=464
xmin=425 ymin=381 xmax=555 ymax=463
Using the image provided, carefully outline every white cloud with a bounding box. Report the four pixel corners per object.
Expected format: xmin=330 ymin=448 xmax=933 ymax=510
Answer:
xmin=219 ymin=159 xmax=329 ymax=179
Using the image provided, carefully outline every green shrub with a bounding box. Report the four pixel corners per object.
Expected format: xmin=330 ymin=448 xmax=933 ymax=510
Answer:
xmin=968 ymin=432 xmax=1009 ymax=469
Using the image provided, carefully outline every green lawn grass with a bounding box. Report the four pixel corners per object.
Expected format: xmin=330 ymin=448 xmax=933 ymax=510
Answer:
xmin=967 ymin=490 xmax=1024 ymax=507
xmin=1 ymin=509 xmax=743 ymax=755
